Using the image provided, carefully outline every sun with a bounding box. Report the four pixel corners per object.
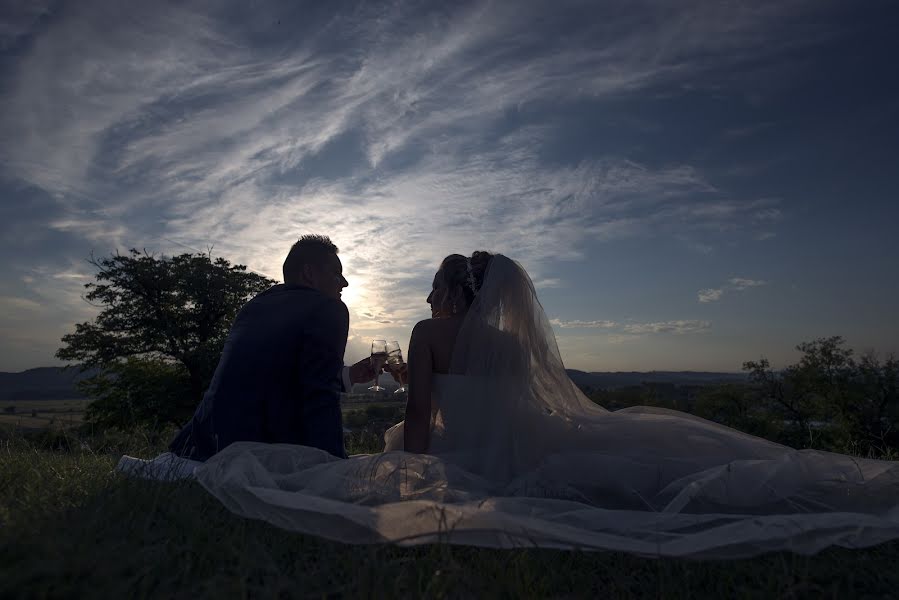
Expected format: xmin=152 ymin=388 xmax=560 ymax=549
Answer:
xmin=339 ymin=273 xmax=363 ymax=310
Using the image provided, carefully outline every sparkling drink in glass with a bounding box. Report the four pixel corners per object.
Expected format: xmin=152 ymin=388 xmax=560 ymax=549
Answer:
xmin=368 ymin=339 xmax=388 ymax=391
xmin=386 ymin=340 xmax=406 ymax=393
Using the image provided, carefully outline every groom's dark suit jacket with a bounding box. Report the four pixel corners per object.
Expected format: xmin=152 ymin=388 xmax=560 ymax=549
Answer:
xmin=169 ymin=284 xmax=349 ymax=461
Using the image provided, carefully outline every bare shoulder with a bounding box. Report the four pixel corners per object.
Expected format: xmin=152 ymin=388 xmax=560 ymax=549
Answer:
xmin=411 ymin=317 xmax=463 ymax=345
xmin=411 ymin=317 xmax=463 ymax=372
xmin=411 ymin=318 xmax=439 ymax=341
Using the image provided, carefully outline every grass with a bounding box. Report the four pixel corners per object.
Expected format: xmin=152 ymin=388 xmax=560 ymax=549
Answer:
xmin=3 ymin=427 xmax=899 ymax=598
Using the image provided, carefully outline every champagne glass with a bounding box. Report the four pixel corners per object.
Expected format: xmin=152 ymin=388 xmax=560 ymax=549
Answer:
xmin=386 ymin=340 xmax=406 ymax=394
xmin=368 ymin=339 xmax=388 ymax=391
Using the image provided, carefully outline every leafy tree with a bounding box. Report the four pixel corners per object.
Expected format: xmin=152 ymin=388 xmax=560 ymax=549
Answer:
xmin=79 ymin=357 xmax=193 ymax=430
xmin=57 ymin=250 xmax=275 ymax=428
xmin=743 ymin=337 xmax=899 ymax=453
xmin=742 ymin=355 xmax=820 ymax=443
xmin=850 ymin=351 xmax=899 ymax=450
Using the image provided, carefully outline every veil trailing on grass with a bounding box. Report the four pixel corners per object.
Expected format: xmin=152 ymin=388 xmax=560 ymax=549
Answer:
xmin=189 ymin=255 xmax=899 ymax=558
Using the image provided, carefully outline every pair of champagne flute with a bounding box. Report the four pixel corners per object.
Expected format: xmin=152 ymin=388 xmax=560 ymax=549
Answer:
xmin=368 ymin=339 xmax=406 ymax=393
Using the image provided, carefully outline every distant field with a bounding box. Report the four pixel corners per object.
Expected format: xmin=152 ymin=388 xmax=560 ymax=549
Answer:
xmin=0 ymin=397 xmax=403 ymax=432
xmin=341 ymin=397 xmax=405 ymax=411
xmin=0 ymin=398 xmax=88 ymax=430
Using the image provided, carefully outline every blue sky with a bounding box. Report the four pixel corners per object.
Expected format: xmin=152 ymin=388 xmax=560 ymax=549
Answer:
xmin=0 ymin=0 xmax=897 ymax=373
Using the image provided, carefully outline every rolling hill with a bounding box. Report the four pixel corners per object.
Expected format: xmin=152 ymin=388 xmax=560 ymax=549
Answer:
xmin=0 ymin=367 xmax=93 ymax=401
xmin=0 ymin=366 xmax=746 ymax=401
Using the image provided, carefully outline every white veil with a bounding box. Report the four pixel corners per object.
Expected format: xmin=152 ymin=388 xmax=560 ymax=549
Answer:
xmin=424 ymin=254 xmax=607 ymax=482
xmin=192 ymin=254 xmax=899 ymax=558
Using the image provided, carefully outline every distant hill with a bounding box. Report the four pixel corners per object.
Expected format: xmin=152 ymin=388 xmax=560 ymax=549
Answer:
xmin=0 ymin=366 xmax=747 ymax=402
xmin=0 ymin=367 xmax=94 ymax=401
xmin=565 ymin=370 xmax=747 ymax=390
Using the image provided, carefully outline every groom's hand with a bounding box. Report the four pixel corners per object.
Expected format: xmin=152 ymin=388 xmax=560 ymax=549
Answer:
xmin=348 ymin=357 xmax=378 ymax=385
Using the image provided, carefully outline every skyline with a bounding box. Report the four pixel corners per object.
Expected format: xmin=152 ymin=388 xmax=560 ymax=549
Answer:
xmin=1 ymin=1 xmax=897 ymax=373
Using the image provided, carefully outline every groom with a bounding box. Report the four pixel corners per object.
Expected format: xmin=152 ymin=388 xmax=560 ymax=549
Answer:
xmin=168 ymin=235 xmax=376 ymax=461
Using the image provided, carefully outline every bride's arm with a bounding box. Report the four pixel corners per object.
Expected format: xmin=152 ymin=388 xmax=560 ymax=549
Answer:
xmin=404 ymin=321 xmax=432 ymax=453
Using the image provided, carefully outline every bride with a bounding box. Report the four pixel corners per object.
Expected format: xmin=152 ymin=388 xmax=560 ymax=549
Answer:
xmin=194 ymin=252 xmax=899 ymax=558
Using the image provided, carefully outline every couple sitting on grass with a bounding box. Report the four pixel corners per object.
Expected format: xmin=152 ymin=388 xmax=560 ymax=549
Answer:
xmin=123 ymin=234 xmax=899 ymax=559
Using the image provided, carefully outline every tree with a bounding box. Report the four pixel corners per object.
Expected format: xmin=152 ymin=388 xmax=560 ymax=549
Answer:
xmin=742 ymin=337 xmax=899 ymax=454
xmin=742 ymin=356 xmax=818 ymax=439
xmin=79 ymin=357 xmax=193 ymax=430
xmin=57 ymin=249 xmax=275 ymax=427
xmin=785 ymin=336 xmax=855 ymax=436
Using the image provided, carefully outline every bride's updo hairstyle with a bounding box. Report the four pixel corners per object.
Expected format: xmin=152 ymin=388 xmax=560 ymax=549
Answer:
xmin=434 ymin=251 xmax=493 ymax=315
xmin=435 ymin=254 xmax=475 ymax=315
xmin=467 ymin=250 xmax=494 ymax=294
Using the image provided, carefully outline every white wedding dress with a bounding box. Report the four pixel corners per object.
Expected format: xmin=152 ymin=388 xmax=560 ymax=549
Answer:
xmin=192 ymin=255 xmax=899 ymax=558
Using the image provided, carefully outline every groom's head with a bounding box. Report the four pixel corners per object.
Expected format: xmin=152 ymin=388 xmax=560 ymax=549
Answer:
xmin=283 ymin=235 xmax=348 ymax=300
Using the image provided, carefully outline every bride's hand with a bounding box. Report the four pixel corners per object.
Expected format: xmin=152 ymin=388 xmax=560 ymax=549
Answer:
xmin=385 ymin=361 xmax=408 ymax=383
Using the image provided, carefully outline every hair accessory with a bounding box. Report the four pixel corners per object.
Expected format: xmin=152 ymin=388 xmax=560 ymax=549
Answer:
xmin=466 ymin=257 xmax=478 ymax=293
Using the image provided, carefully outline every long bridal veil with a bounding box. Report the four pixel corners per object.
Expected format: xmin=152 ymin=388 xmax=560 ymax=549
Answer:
xmin=194 ymin=255 xmax=899 ymax=558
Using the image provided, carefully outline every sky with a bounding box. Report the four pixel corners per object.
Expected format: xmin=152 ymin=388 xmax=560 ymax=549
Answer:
xmin=0 ymin=0 xmax=897 ymax=373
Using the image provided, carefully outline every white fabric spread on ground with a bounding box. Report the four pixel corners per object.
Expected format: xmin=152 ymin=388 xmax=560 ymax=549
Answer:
xmin=156 ymin=255 xmax=899 ymax=558
xmin=117 ymin=452 xmax=202 ymax=481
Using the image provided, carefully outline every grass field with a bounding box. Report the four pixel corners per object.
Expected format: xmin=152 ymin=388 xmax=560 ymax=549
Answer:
xmin=0 ymin=399 xmax=88 ymax=430
xmin=3 ymin=425 xmax=899 ymax=598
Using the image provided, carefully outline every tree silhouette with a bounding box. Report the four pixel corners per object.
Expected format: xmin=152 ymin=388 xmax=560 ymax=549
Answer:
xmin=57 ymin=249 xmax=275 ymax=427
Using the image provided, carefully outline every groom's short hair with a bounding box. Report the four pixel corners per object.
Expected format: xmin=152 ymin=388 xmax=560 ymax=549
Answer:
xmin=283 ymin=235 xmax=339 ymax=283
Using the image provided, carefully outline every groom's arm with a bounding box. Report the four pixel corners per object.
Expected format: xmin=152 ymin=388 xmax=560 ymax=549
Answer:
xmin=341 ymin=366 xmax=352 ymax=393
xmin=289 ymin=297 xmax=350 ymax=458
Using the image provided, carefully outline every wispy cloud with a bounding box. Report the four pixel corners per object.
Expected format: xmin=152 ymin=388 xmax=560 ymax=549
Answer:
xmin=698 ymin=277 xmax=769 ymax=303
xmin=698 ymin=288 xmax=725 ymax=303
xmin=622 ymin=320 xmax=711 ymax=335
xmin=0 ymin=0 xmax=836 ymax=368
xmin=729 ymin=277 xmax=768 ymax=290
xmin=550 ymin=319 xmax=618 ymax=329
xmin=0 ymin=296 xmax=43 ymax=312
xmin=0 ymin=0 xmax=52 ymax=50
xmin=1 ymin=0 xmax=810 ymax=224
xmin=551 ymin=318 xmax=710 ymax=335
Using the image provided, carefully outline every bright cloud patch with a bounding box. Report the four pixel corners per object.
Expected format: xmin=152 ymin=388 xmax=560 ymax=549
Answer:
xmin=698 ymin=278 xmax=769 ymax=303
xmin=550 ymin=319 xmax=618 ymax=329
xmin=698 ymin=288 xmax=725 ymax=303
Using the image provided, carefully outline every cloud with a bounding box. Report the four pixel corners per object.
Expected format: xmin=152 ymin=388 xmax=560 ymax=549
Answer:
xmin=550 ymin=319 xmax=617 ymax=329
xmin=698 ymin=277 xmax=769 ymax=302
xmin=0 ymin=296 xmax=43 ymax=313
xmin=729 ymin=277 xmax=768 ymax=290
xmin=551 ymin=318 xmax=710 ymax=335
xmin=0 ymin=0 xmax=52 ymax=50
xmin=698 ymin=288 xmax=725 ymax=303
xmin=0 ymin=0 xmax=824 ymax=367
xmin=532 ymin=278 xmax=562 ymax=289
xmin=1 ymin=0 xmax=817 ymax=208
xmin=621 ymin=320 xmax=711 ymax=335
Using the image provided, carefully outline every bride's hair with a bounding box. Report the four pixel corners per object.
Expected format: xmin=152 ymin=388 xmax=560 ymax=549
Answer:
xmin=437 ymin=251 xmax=493 ymax=312
xmin=467 ymin=250 xmax=494 ymax=293
xmin=438 ymin=255 xmax=474 ymax=312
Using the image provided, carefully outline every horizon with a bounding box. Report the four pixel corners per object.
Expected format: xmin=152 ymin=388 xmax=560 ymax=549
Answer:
xmin=0 ymin=364 xmax=753 ymax=376
xmin=1 ymin=1 xmax=897 ymax=372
